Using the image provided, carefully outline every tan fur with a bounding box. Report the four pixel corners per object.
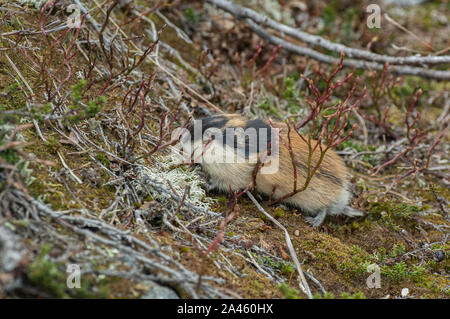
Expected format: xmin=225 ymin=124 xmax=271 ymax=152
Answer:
xmin=187 ymin=114 xmax=361 ymax=226
xmin=256 ymin=126 xmax=348 ymax=213
xmin=225 ymin=115 xmax=247 ymax=128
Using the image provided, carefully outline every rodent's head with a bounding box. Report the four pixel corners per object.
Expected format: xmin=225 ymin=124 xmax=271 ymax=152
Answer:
xmin=177 ymin=114 xmax=279 ymax=171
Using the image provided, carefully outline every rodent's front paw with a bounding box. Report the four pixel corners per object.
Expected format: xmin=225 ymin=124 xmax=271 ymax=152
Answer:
xmin=205 ymin=179 xmax=219 ymax=192
xmin=304 ymin=210 xmax=327 ymax=227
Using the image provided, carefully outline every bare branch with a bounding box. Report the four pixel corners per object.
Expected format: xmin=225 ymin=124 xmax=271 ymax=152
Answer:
xmin=245 ymin=19 xmax=450 ymax=81
xmin=206 ymin=0 xmax=450 ymax=66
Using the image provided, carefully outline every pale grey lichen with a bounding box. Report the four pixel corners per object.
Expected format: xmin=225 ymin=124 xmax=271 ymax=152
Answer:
xmin=0 ymin=225 xmax=23 ymax=272
xmin=16 ymin=0 xmax=47 ymax=9
xmin=261 ymin=0 xmax=295 ymax=25
xmin=0 ymin=123 xmax=35 ymax=186
xmin=133 ymin=154 xmax=214 ymax=211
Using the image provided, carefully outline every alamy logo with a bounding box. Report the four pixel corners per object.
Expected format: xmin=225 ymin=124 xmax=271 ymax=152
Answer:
xmin=66 ymin=264 xmax=81 ymax=289
xmin=66 ymin=4 xmax=82 ymax=29
xmin=366 ymin=4 xmax=381 ymax=29
xmin=366 ymin=263 xmax=381 ymax=289
xmin=172 ymin=121 xmax=280 ymax=174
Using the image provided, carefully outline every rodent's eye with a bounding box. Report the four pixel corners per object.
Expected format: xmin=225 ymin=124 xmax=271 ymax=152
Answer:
xmin=203 ymin=127 xmax=222 ymax=142
xmin=203 ymin=133 xmax=215 ymax=141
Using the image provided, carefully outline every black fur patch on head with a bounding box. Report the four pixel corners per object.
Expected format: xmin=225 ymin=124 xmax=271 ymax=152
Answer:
xmin=221 ymin=118 xmax=274 ymax=159
xmin=189 ymin=115 xmax=228 ymax=141
xmin=244 ymin=119 xmax=273 ymax=154
xmin=189 ymin=115 xmax=275 ymax=159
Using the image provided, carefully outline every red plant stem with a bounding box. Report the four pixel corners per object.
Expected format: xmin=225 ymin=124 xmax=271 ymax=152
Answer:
xmin=247 ymin=41 xmax=263 ymax=69
xmin=257 ymin=44 xmax=282 ymax=75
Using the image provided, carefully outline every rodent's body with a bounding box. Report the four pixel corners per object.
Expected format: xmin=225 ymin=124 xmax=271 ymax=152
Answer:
xmin=183 ymin=114 xmax=362 ymax=226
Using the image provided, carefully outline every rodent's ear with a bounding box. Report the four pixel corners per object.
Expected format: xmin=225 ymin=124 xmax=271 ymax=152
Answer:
xmin=203 ymin=127 xmax=222 ymax=142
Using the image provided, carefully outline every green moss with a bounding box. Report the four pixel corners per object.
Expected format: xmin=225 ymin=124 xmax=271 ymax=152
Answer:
xmin=381 ymin=262 xmax=425 ymax=284
xmin=273 ymin=207 xmax=285 ymax=219
xmin=389 ymin=243 xmax=406 ymax=258
xmin=321 ymin=2 xmax=338 ymax=34
xmin=313 ymin=292 xmax=335 ymax=299
xmin=217 ymin=195 xmax=227 ymax=204
xmin=70 ymin=79 xmax=87 ymax=105
xmin=86 ymin=96 xmax=106 ymax=117
xmin=340 ymin=221 xmax=361 ymax=233
xmin=72 ymin=275 xmax=110 ymax=299
xmin=27 ymin=243 xmax=113 ymax=298
xmin=314 ymin=291 xmax=365 ymax=299
xmin=372 ymin=242 xmax=430 ymax=284
xmin=282 ymin=75 xmax=298 ymax=100
xmin=0 ymin=83 xmax=26 ymax=111
xmin=260 ymin=255 xmax=295 ymax=275
xmin=64 ymin=79 xmax=106 ymax=124
xmin=260 ymin=213 xmax=268 ymax=222
xmin=258 ymin=98 xmax=281 ymax=118
xmin=9 ymin=219 xmax=30 ymax=228
xmin=278 ymin=282 xmax=301 ymax=299
xmin=340 ymin=291 xmax=366 ymax=299
xmin=184 ymin=8 xmax=200 ymax=24
xmin=96 ymin=152 xmax=110 ymax=166
xmin=0 ymin=147 xmax=20 ymax=164
xmin=376 ymin=247 xmax=387 ymax=263
xmin=28 ymin=244 xmax=68 ymax=298
xmin=281 ymin=73 xmax=304 ymax=114
xmin=342 ymin=8 xmax=357 ymax=42
xmin=325 ymin=245 xmax=375 ymax=281
xmin=181 ymin=246 xmax=190 ymax=253
xmin=45 ymin=136 xmax=61 ymax=154
xmin=369 ymin=200 xmax=422 ymax=228
xmin=29 ymin=102 xmax=52 ymax=120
